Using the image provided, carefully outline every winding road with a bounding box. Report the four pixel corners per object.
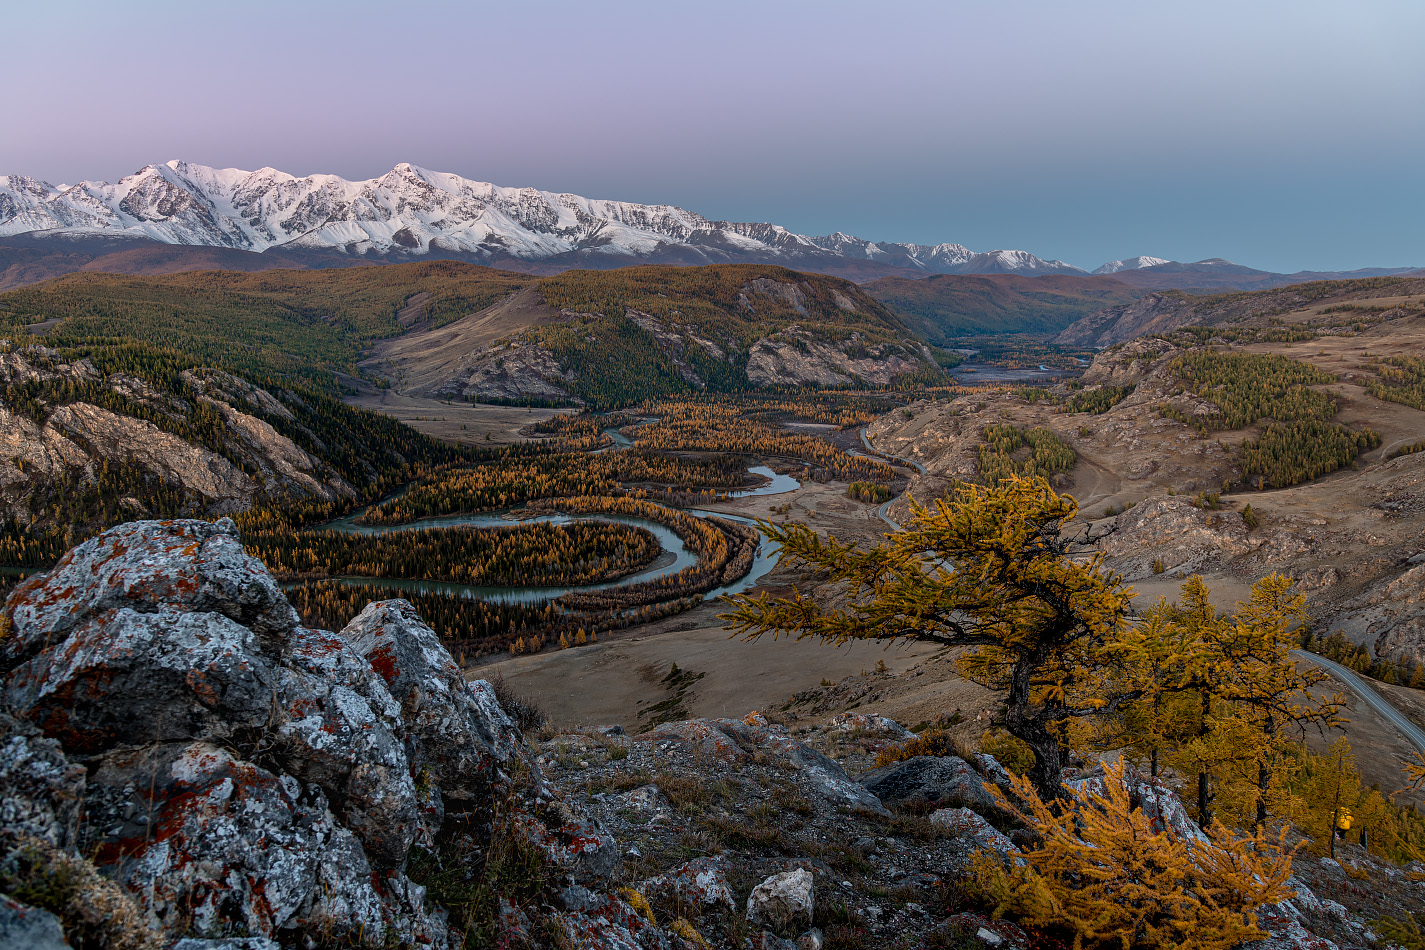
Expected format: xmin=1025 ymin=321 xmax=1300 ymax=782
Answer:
xmin=1295 ymin=650 xmax=1425 ymax=755
xmin=859 ymin=428 xmax=923 ymax=530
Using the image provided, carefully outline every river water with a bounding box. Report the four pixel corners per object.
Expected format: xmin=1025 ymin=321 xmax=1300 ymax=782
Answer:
xmin=950 ymin=363 xmax=1067 ymax=384
xmin=305 ymin=456 xmax=797 ymax=606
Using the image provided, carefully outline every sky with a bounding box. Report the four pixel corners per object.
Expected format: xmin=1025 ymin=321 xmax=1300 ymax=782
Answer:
xmin=4 ymin=0 xmax=1422 ymax=272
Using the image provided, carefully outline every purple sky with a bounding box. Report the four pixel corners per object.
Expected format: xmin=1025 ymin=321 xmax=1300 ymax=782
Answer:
xmin=6 ymin=0 xmax=1422 ymax=272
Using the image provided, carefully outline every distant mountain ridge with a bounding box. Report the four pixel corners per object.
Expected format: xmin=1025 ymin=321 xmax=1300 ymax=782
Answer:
xmin=0 ymin=161 xmax=1086 ymax=282
xmin=1090 ymin=256 xmax=1420 ymax=291
xmin=1 ymin=162 xmax=1416 ymax=290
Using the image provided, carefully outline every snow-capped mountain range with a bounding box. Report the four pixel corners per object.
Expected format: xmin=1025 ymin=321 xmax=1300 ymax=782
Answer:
xmin=1093 ymin=256 xmax=1171 ymax=274
xmin=5 ymin=162 xmax=1411 ymax=289
xmin=0 ymin=160 xmax=1098 ymax=276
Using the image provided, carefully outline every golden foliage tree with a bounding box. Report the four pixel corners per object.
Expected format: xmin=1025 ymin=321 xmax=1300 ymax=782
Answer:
xmin=721 ymin=475 xmax=1131 ymax=798
xmin=1098 ymin=574 xmax=1339 ymax=828
xmin=974 ymin=760 xmax=1295 ymax=950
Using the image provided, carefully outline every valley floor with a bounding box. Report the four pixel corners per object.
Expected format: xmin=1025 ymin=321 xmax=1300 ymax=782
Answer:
xmin=344 ymin=388 xmax=571 ymax=446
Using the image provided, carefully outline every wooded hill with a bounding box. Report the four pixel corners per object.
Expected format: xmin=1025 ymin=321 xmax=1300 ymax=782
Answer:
xmin=1055 ymin=274 xmax=1425 ymax=348
xmin=0 ymin=261 xmax=941 ymax=407
xmin=864 ymin=272 xmax=1143 ymax=339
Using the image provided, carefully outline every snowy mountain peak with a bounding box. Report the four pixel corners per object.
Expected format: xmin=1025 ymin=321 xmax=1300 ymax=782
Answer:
xmin=0 ymin=160 xmax=1091 ymax=277
xmin=1093 ymin=256 xmax=1173 ymax=274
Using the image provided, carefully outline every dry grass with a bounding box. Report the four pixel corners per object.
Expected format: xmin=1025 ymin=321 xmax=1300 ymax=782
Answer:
xmin=0 ymin=835 xmax=161 ymax=950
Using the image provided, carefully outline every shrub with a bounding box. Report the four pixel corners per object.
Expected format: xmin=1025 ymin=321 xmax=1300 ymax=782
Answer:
xmin=0 ymin=836 xmax=160 ymax=950
xmin=1242 ymin=504 xmax=1260 ymax=530
xmin=977 ymin=733 xmax=1036 ymax=776
xmin=874 ymin=729 xmax=959 ymax=767
xmin=487 ymin=674 xmax=548 ymax=734
xmin=1151 ymin=557 xmax=1167 ymax=575
xmin=972 ymin=760 xmax=1295 ymax=950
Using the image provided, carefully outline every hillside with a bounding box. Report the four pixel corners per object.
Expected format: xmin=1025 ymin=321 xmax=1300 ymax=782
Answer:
xmin=1057 ymin=274 xmax=1425 ymax=347
xmin=863 ymin=272 xmax=1143 ymax=339
xmin=0 ymin=261 xmax=533 ymax=392
xmin=0 ymin=342 xmax=462 ymax=567
xmin=365 ymin=264 xmax=941 ymax=407
xmin=0 ymin=261 xmax=941 ymax=409
xmin=870 ymin=299 xmax=1425 ymax=672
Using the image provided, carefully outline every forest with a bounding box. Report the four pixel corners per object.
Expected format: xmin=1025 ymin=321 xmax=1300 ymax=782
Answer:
xmin=978 ymin=423 xmax=1077 ymax=484
xmin=630 ymin=401 xmax=900 ymax=483
xmin=359 ymin=448 xmax=752 ymax=525
xmin=245 ymin=520 xmax=660 ymax=587
xmin=1168 ymin=351 xmax=1381 ymax=487
xmin=1368 ymin=355 xmax=1425 ymax=411
xmin=1059 ymin=383 xmax=1135 ymax=415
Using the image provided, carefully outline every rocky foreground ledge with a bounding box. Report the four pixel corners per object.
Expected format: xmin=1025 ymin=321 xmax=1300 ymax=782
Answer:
xmin=0 ymin=520 xmax=1411 ymax=949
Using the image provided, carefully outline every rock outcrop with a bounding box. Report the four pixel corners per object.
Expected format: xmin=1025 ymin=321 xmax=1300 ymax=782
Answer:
xmin=745 ymin=329 xmax=928 ymax=388
xmin=860 ymin=755 xmax=1005 ymax=815
xmin=0 ymin=519 xmax=666 ymax=949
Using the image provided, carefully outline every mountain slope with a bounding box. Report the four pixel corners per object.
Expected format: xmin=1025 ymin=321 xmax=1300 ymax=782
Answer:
xmin=1055 ymin=275 xmax=1425 ymax=347
xmin=864 ymin=273 xmax=1143 ymax=339
xmin=1093 ymin=256 xmax=1171 ymax=274
xmin=1 ymin=260 xmax=943 ymax=409
xmin=367 ymin=264 xmax=940 ymax=407
xmin=0 ymin=161 xmax=1086 ymax=281
xmin=0 ymin=261 xmax=532 ymax=391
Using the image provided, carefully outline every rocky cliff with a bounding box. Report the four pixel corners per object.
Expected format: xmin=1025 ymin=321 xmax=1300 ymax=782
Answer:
xmin=0 ymin=518 xmax=1402 ymax=949
xmin=0 ymin=344 xmax=356 ymax=528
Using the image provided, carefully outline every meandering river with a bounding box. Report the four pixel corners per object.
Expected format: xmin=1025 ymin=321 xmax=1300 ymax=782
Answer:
xmin=304 ymin=458 xmax=797 ymax=606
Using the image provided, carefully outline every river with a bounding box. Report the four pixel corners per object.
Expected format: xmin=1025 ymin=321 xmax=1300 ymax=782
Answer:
xmin=950 ymin=363 xmax=1067 ymax=384
xmin=305 ymin=457 xmax=798 ymax=606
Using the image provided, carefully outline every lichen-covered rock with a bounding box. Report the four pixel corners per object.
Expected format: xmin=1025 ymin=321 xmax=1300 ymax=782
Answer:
xmin=1066 ymin=761 xmax=1208 ymax=845
xmin=938 ymin=913 xmax=1031 ymax=949
xmin=860 ymin=755 xmax=1001 ymax=814
xmin=273 ymin=661 xmax=418 ymax=867
xmin=302 ymin=827 xmax=452 ymax=950
xmin=607 ymin=784 xmax=676 ymax=827
xmin=340 ymin=600 xmax=533 ymax=808
xmin=929 ymin=808 xmax=1023 ymax=866
xmin=638 ymin=855 xmax=737 ymax=918
xmin=826 ymin=712 xmax=914 ymax=744
xmin=636 ymin=715 xmax=885 ymax=814
xmin=0 ymin=520 xmax=661 ymax=949
xmin=746 ymin=868 xmax=815 ymax=932
xmin=81 ymin=741 xmax=450 ymax=946
xmin=267 ymin=624 xmax=419 ymax=865
xmin=0 ymin=893 xmax=72 ymax=950
xmin=2 ymin=518 xmax=299 ymax=671
xmin=3 ymin=607 xmax=278 ymax=753
xmin=82 ymin=742 xmax=336 ymax=939
xmin=513 ymin=797 xmax=620 ymax=884
xmin=0 ymin=712 xmax=86 ymax=848
xmin=554 ymin=885 xmax=684 ymax=950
